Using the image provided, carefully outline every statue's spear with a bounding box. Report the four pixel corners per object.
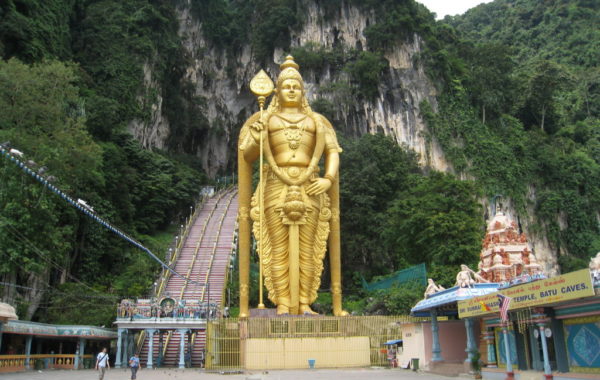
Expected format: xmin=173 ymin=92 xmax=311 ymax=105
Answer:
xmin=249 ymin=70 xmax=274 ymax=310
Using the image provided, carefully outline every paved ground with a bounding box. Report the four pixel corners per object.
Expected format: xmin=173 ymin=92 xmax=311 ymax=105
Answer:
xmin=0 ymin=368 xmax=460 ymax=380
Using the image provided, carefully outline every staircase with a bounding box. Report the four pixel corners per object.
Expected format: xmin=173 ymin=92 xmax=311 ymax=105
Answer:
xmin=139 ymin=187 xmax=238 ymax=367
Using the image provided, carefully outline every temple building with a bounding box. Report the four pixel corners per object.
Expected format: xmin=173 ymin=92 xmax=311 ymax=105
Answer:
xmin=411 ymin=210 xmax=600 ymax=379
xmin=477 ymin=209 xmax=543 ymax=284
xmin=0 ymin=306 xmax=116 ymax=372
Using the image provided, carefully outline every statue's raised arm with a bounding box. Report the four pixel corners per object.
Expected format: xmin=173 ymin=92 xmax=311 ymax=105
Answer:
xmin=237 ymin=56 xmax=347 ymax=316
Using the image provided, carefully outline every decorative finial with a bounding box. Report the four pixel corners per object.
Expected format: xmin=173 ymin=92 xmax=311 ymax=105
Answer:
xmin=249 ymin=69 xmax=274 ymax=110
xmin=280 ymin=55 xmax=299 ymax=70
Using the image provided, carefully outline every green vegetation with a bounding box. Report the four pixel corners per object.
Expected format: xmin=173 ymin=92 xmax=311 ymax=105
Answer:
xmin=0 ymin=1 xmax=208 ymax=325
xmin=438 ymin=0 xmax=600 ymax=269
xmin=339 ymin=133 xmax=484 ymax=291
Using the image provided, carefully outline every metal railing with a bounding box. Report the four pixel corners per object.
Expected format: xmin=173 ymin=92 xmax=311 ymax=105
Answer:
xmin=0 ymin=354 xmax=94 ymax=371
xmin=200 ymin=189 xmax=237 ymax=304
xmin=117 ymin=300 xmax=221 ymax=320
xmin=179 ymin=189 xmax=230 ymax=299
xmin=205 ymin=315 xmax=435 ymax=370
xmin=162 ymin=189 xmax=237 ymax=357
xmin=135 ymin=194 xmax=208 ymax=353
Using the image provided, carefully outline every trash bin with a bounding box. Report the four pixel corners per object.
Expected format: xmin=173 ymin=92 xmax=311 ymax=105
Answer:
xmin=308 ymin=359 xmax=316 ymax=369
xmin=43 ymin=358 xmax=51 ymax=369
xmin=84 ymin=358 xmax=92 ymax=369
xmin=411 ymin=358 xmax=419 ymax=371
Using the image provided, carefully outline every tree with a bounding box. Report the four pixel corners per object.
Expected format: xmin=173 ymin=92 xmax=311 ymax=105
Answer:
xmin=463 ymin=42 xmax=517 ymax=123
xmin=521 ymin=60 xmax=570 ymax=132
xmin=0 ymin=58 xmax=101 ymax=318
xmin=339 ymin=133 xmax=420 ymax=287
xmin=383 ymin=172 xmax=484 ymax=287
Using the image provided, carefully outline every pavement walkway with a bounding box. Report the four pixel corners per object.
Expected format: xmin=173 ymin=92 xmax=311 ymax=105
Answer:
xmin=0 ymin=368 xmax=458 ymax=380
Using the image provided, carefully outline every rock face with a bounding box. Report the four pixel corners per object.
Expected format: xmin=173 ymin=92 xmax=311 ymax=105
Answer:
xmin=129 ymin=0 xmax=449 ymax=177
xmin=128 ymin=63 xmax=170 ymax=151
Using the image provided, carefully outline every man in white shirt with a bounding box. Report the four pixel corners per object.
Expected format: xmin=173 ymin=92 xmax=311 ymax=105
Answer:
xmin=95 ymin=347 xmax=110 ymax=380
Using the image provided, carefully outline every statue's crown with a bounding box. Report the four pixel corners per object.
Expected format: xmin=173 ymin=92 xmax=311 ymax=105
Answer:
xmin=277 ymin=55 xmax=303 ymax=88
xmin=280 ymin=55 xmax=300 ymax=70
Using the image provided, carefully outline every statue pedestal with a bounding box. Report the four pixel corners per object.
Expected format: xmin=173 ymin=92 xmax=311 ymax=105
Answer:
xmin=249 ymin=308 xmax=325 ymax=318
xmin=242 ymin=335 xmax=370 ymax=369
xmin=250 ymin=308 xmax=277 ymax=318
xmin=233 ymin=316 xmax=401 ymax=370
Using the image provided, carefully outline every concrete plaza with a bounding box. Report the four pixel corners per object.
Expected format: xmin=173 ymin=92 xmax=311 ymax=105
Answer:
xmin=0 ymin=368 xmax=457 ymax=380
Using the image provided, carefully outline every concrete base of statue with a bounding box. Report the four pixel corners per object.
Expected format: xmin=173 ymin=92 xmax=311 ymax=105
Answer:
xmin=242 ymin=335 xmax=370 ymax=369
xmin=237 ymin=315 xmax=392 ymax=370
xmin=249 ymin=308 xmax=278 ymax=317
xmin=249 ymin=308 xmax=324 ymax=318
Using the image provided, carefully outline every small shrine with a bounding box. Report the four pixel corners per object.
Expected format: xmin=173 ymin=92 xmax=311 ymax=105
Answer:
xmin=476 ymin=209 xmax=544 ymax=283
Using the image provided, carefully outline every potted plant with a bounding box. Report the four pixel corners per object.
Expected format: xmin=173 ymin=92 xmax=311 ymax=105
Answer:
xmin=470 ymin=351 xmax=482 ymax=379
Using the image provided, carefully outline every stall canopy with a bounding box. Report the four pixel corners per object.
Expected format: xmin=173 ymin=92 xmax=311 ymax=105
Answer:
xmin=384 ymin=339 xmax=403 ymax=345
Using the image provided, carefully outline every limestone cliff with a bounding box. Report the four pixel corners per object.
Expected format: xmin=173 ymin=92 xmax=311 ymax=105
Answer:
xmin=128 ymin=0 xmax=449 ymax=177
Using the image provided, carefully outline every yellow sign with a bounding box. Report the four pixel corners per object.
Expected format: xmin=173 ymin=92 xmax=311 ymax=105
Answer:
xmin=458 ymin=269 xmax=594 ymax=318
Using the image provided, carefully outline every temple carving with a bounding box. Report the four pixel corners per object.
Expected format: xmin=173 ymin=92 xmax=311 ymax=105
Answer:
xmin=477 ymin=210 xmax=544 ymax=283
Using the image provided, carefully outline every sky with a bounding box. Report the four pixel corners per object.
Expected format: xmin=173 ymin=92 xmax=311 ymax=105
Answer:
xmin=416 ymin=0 xmax=494 ymax=19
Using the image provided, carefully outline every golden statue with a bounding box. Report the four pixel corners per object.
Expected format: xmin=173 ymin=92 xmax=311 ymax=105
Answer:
xmin=238 ymin=56 xmax=347 ymax=316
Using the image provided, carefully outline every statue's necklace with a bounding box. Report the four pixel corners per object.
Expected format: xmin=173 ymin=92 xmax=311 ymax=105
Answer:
xmin=278 ymin=114 xmax=308 ymax=150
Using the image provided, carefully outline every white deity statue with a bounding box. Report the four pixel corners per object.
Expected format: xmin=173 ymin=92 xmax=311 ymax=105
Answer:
xmin=456 ymin=264 xmax=476 ymax=288
xmin=424 ymin=278 xmax=445 ymax=297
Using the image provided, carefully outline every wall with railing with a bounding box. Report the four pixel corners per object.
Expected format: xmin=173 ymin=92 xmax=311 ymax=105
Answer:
xmin=117 ymin=299 xmax=221 ymax=320
xmin=205 ymin=315 xmax=436 ymax=370
xmin=0 ymin=354 xmax=94 ymax=372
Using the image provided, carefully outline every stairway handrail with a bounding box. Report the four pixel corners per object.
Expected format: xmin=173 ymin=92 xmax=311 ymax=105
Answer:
xmin=221 ymin=219 xmax=239 ymax=310
xmin=199 ymin=189 xmax=237 ymax=305
xmin=156 ymin=195 xmax=207 ymax=298
xmin=177 ymin=189 xmax=229 ymax=299
xmin=162 ymin=188 xmax=233 ymax=358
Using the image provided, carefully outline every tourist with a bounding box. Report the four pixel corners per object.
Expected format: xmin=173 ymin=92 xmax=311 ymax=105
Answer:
xmin=95 ymin=347 xmax=110 ymax=380
xmin=129 ymin=352 xmax=140 ymax=380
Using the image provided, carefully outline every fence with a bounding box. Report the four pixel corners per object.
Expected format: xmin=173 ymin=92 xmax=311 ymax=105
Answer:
xmin=0 ymin=354 xmax=94 ymax=372
xmin=362 ymin=263 xmax=427 ymax=291
xmin=205 ymin=315 xmax=434 ymax=371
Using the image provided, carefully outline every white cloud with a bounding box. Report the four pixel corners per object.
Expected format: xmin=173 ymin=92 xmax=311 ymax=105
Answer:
xmin=416 ymin=0 xmax=494 ymax=19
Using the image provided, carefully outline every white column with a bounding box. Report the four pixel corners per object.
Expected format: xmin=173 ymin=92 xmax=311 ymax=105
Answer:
xmin=121 ymin=331 xmax=129 ymax=366
xmin=73 ymin=343 xmax=79 ymax=370
xmin=431 ymin=308 xmax=443 ymax=362
xmin=501 ymin=324 xmax=514 ymax=379
xmin=146 ymin=329 xmax=156 ymax=369
xmin=24 ymin=336 xmax=32 ymax=369
xmin=115 ymin=328 xmax=123 ymax=368
xmin=464 ymin=318 xmax=477 ymax=363
xmin=538 ymin=322 xmax=553 ymax=379
xmin=80 ymin=338 xmax=86 ymax=369
xmin=178 ymin=329 xmax=187 ymax=368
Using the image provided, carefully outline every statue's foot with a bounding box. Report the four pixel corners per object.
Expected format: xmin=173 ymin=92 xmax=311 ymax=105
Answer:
xmin=333 ymin=309 xmax=349 ymax=317
xmin=299 ymin=304 xmax=318 ymax=315
xmin=276 ymin=305 xmax=289 ymax=315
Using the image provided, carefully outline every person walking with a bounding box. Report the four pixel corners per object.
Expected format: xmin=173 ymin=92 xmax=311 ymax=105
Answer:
xmin=95 ymin=347 xmax=110 ymax=380
xmin=129 ymin=352 xmax=140 ymax=380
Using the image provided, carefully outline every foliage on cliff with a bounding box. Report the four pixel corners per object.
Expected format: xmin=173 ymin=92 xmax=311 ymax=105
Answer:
xmin=339 ymin=134 xmax=484 ymax=291
xmin=438 ymin=0 xmax=600 ymax=271
xmin=0 ymin=1 xmax=207 ymax=325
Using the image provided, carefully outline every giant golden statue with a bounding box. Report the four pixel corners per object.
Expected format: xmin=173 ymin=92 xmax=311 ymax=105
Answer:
xmin=238 ymin=56 xmax=347 ymax=316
